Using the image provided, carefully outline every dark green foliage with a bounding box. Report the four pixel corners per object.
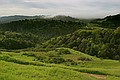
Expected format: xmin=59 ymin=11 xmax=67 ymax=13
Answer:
xmin=0 ymin=14 xmax=120 ymax=60
xmin=0 ymin=19 xmax=86 ymax=42
xmin=42 ymin=28 xmax=120 ymax=60
xmin=24 ymin=52 xmax=66 ymax=64
xmin=0 ymin=15 xmax=45 ymax=23
xmin=0 ymin=31 xmax=38 ymax=49
xmin=101 ymin=14 xmax=120 ymax=28
xmin=91 ymin=14 xmax=120 ymax=29
xmin=0 ymin=51 xmax=2 ymax=54
xmin=55 ymin=48 xmax=71 ymax=55
xmin=13 ymin=50 xmax=20 ymax=53
xmin=52 ymin=15 xmax=80 ymax=21
xmin=65 ymin=59 xmax=77 ymax=66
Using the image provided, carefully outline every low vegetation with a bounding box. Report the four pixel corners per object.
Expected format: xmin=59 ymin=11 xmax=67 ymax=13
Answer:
xmin=0 ymin=48 xmax=120 ymax=80
xmin=0 ymin=14 xmax=120 ymax=80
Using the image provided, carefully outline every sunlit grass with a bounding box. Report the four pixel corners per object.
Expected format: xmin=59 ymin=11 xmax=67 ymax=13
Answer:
xmin=0 ymin=48 xmax=120 ymax=80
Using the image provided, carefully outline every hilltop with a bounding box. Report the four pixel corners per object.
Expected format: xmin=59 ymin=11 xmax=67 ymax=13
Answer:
xmin=0 ymin=15 xmax=47 ymax=24
xmin=91 ymin=14 xmax=120 ymax=28
xmin=52 ymin=15 xmax=80 ymax=21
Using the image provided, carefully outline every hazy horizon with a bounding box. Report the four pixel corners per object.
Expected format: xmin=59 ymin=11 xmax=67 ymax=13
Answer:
xmin=0 ymin=0 xmax=120 ymax=18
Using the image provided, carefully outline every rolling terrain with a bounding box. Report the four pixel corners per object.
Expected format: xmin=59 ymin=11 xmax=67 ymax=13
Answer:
xmin=0 ymin=18 xmax=85 ymax=42
xmin=0 ymin=14 xmax=120 ymax=80
xmin=0 ymin=48 xmax=120 ymax=80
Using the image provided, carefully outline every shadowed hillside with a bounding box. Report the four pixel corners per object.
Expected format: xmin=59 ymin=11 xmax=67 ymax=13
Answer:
xmin=91 ymin=14 xmax=120 ymax=28
xmin=0 ymin=19 xmax=86 ymax=42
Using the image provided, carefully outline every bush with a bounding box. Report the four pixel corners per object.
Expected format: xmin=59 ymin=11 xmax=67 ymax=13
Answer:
xmin=22 ymin=52 xmax=35 ymax=57
xmin=0 ymin=51 xmax=2 ymax=54
xmin=55 ymin=48 xmax=71 ymax=55
xmin=14 ymin=50 xmax=20 ymax=53
xmin=77 ymin=57 xmax=92 ymax=61
xmin=65 ymin=59 xmax=77 ymax=66
xmin=50 ymin=57 xmax=65 ymax=64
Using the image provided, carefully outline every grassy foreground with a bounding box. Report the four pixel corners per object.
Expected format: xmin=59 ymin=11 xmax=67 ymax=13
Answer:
xmin=0 ymin=48 xmax=120 ymax=80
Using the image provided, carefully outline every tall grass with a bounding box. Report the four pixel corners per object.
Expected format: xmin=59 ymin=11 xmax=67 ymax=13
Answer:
xmin=0 ymin=49 xmax=120 ymax=80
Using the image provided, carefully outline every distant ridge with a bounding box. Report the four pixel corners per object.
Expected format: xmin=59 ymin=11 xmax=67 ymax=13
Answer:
xmin=52 ymin=15 xmax=80 ymax=21
xmin=0 ymin=15 xmax=46 ymax=23
xmin=0 ymin=15 xmax=81 ymax=23
xmin=91 ymin=14 xmax=120 ymax=28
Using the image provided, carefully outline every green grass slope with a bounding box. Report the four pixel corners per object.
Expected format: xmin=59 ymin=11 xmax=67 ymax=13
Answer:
xmin=0 ymin=50 xmax=97 ymax=80
xmin=0 ymin=48 xmax=120 ymax=80
xmin=0 ymin=60 xmax=97 ymax=80
xmin=21 ymin=48 xmax=99 ymax=65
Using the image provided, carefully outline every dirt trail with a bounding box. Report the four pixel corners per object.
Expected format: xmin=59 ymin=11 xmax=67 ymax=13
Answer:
xmin=81 ymin=72 xmax=107 ymax=80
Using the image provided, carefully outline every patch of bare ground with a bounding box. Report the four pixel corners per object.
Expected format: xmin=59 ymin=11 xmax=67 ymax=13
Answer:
xmin=81 ymin=72 xmax=107 ymax=80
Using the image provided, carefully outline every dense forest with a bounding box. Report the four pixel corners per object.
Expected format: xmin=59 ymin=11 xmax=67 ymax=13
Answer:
xmin=0 ymin=14 xmax=120 ymax=60
xmin=91 ymin=14 xmax=120 ymax=28
xmin=0 ymin=31 xmax=38 ymax=49
xmin=0 ymin=19 xmax=85 ymax=42
xmin=41 ymin=27 xmax=120 ymax=60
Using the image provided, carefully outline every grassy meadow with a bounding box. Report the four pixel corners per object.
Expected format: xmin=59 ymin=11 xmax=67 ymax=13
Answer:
xmin=0 ymin=48 xmax=120 ymax=80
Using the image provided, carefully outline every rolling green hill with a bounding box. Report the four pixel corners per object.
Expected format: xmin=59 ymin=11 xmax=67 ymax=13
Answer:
xmin=0 ymin=14 xmax=120 ymax=80
xmin=0 ymin=48 xmax=120 ymax=80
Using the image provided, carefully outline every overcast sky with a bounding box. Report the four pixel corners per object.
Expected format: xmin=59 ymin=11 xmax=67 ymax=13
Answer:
xmin=0 ymin=0 xmax=120 ymax=18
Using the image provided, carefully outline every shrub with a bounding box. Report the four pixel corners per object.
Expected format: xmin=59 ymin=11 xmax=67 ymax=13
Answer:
xmin=77 ymin=57 xmax=92 ymax=61
xmin=65 ymin=59 xmax=77 ymax=66
xmin=55 ymin=48 xmax=71 ymax=55
xmin=51 ymin=57 xmax=65 ymax=64
xmin=0 ymin=51 xmax=2 ymax=54
xmin=22 ymin=52 xmax=35 ymax=57
xmin=14 ymin=50 xmax=20 ymax=53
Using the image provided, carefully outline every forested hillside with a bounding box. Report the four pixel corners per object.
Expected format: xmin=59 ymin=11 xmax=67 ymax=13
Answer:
xmin=0 ymin=14 xmax=120 ymax=60
xmin=0 ymin=14 xmax=120 ymax=80
xmin=0 ymin=31 xmax=38 ymax=49
xmin=41 ymin=27 xmax=120 ymax=60
xmin=0 ymin=19 xmax=85 ymax=42
xmin=91 ymin=14 xmax=120 ymax=28
xmin=52 ymin=15 xmax=80 ymax=21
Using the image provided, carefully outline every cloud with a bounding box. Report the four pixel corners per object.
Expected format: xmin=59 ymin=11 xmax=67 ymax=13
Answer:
xmin=0 ymin=0 xmax=120 ymax=18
